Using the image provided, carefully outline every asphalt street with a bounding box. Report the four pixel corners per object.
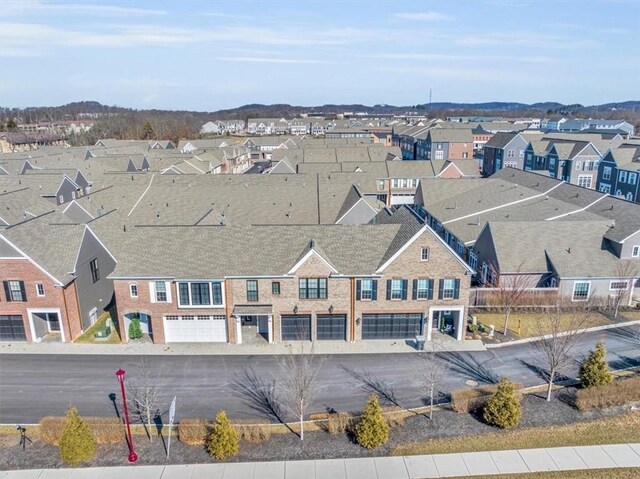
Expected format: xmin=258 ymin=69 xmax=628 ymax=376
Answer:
xmin=0 ymin=326 xmax=637 ymax=424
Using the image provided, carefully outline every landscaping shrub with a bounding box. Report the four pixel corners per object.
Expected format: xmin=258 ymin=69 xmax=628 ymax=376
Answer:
xmin=579 ymin=341 xmax=613 ymax=389
xmin=59 ymin=407 xmax=96 ymax=466
xmin=178 ymin=418 xmax=209 ymax=445
xmin=575 ymin=376 xmax=640 ymax=411
xmin=235 ymin=424 xmax=271 ymax=443
xmin=451 ymin=385 xmax=499 ymax=413
xmin=128 ymin=318 xmax=143 ymax=340
xmin=39 ymin=416 xmax=122 ymax=445
xmin=386 ymin=412 xmax=405 ymax=428
xmin=207 ymin=411 xmax=239 ymax=460
xmin=326 ymin=412 xmax=352 ymax=435
xmin=483 ymin=378 xmax=522 ymax=429
xmin=354 ymin=394 xmax=389 ymax=449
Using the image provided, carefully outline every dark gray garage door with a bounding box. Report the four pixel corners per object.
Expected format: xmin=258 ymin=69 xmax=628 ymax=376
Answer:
xmin=362 ymin=313 xmax=423 ymax=339
xmin=0 ymin=315 xmax=26 ymax=341
xmin=316 ymin=314 xmax=347 ymax=341
xmin=281 ymin=315 xmax=311 ymax=341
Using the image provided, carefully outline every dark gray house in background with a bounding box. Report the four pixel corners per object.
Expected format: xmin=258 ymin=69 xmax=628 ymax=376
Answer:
xmin=596 ymin=145 xmax=640 ymax=203
xmin=482 ymin=132 xmax=529 ymax=176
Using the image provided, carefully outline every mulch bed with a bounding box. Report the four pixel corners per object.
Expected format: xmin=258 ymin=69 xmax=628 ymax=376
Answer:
xmin=0 ymin=388 xmax=632 ymax=470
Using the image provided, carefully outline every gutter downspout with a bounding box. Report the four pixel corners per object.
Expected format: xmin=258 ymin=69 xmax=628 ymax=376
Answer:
xmin=61 ymin=283 xmax=74 ymax=343
xmin=350 ymin=278 xmax=356 ymax=342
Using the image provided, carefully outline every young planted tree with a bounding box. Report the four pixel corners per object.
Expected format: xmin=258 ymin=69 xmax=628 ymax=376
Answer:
xmin=483 ymin=377 xmax=522 ymax=429
xmin=128 ymin=318 xmax=143 ymax=340
xmin=278 ymin=341 xmax=324 ymax=441
xmin=128 ymin=357 xmax=164 ymax=442
xmin=611 ymin=261 xmax=638 ymax=318
xmin=59 ymin=407 xmax=96 ymax=466
xmin=414 ymin=343 xmax=449 ymax=420
xmin=531 ymin=299 xmax=592 ymax=401
xmin=489 ymin=262 xmax=532 ymax=336
xmin=207 ymin=411 xmax=239 ymax=460
xmin=354 ymin=394 xmax=389 ymax=449
xmin=579 ymin=341 xmax=613 ymax=388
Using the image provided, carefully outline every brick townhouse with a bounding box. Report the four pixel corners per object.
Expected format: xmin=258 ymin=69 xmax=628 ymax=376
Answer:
xmin=109 ymin=207 xmax=473 ymax=345
xmin=0 ymin=216 xmax=116 ymax=342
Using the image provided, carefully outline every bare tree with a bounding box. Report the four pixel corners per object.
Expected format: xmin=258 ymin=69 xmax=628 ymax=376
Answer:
xmin=611 ymin=261 xmax=638 ymax=318
xmin=278 ymin=342 xmax=325 ymax=441
xmin=530 ymin=299 xmax=593 ymax=401
xmin=413 ymin=343 xmax=449 ymax=419
xmin=489 ymin=262 xmax=532 ymax=336
xmin=128 ymin=357 xmax=165 ymax=442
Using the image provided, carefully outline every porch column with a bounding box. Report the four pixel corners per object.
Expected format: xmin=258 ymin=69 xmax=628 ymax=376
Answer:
xmin=235 ymin=315 xmax=242 ymax=344
xmin=267 ymin=315 xmax=273 ymax=343
xmin=456 ymin=311 xmax=464 ymax=341
xmin=426 ymin=309 xmax=433 ymax=341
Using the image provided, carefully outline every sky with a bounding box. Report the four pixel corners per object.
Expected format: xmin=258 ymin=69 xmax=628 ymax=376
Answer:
xmin=1 ymin=0 xmax=639 ymax=111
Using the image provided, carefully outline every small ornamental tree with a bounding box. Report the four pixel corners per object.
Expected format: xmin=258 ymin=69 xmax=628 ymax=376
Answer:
xmin=579 ymin=341 xmax=613 ymax=388
xmin=59 ymin=407 xmax=96 ymax=466
xmin=354 ymin=394 xmax=389 ymax=449
xmin=483 ymin=378 xmax=522 ymax=429
xmin=128 ymin=318 xmax=143 ymax=340
xmin=207 ymin=411 xmax=239 ymax=460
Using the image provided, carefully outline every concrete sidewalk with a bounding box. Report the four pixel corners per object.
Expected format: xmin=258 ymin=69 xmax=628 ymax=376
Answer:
xmin=2 ymin=444 xmax=639 ymax=478
xmin=0 ymin=337 xmax=486 ymax=355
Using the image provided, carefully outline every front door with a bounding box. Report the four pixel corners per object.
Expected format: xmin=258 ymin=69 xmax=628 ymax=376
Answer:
xmin=47 ymin=313 xmax=61 ymax=332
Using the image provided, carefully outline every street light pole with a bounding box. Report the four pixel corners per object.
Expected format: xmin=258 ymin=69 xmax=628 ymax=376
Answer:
xmin=115 ymin=368 xmax=138 ymax=463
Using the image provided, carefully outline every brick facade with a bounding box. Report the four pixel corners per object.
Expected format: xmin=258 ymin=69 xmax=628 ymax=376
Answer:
xmin=0 ymin=259 xmax=82 ymax=342
xmin=112 ymin=228 xmax=470 ymax=345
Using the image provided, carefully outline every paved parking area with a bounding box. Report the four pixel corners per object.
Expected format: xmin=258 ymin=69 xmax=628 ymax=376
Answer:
xmin=2 ymin=443 xmax=639 ymax=478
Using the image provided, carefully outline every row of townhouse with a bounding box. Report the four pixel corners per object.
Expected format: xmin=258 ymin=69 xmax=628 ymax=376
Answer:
xmin=482 ymin=131 xmax=640 ymax=203
xmin=393 ymin=123 xmax=483 ymax=161
xmin=245 ymin=118 xmax=394 ymax=136
xmin=412 ymin=168 xmax=640 ymax=305
xmin=543 ymin=118 xmax=634 ymax=137
xmin=0 ymin=207 xmax=473 ymax=345
xmin=200 ymin=120 xmax=245 ymax=135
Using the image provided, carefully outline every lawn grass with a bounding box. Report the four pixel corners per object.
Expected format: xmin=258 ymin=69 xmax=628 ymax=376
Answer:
xmin=444 ymin=469 xmax=640 ymax=479
xmin=74 ymin=312 xmax=121 ymax=344
xmin=474 ymin=312 xmax=611 ymax=338
xmin=620 ymin=309 xmax=640 ymax=321
xmin=392 ymin=412 xmax=640 ymax=456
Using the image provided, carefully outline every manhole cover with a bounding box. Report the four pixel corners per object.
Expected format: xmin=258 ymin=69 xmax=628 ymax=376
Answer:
xmin=465 ymin=380 xmax=479 ymax=387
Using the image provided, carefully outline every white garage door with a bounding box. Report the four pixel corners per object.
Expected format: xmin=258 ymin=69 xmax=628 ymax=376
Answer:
xmin=163 ymin=315 xmax=227 ymax=342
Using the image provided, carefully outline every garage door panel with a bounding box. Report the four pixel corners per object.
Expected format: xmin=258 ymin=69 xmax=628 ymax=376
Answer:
xmin=362 ymin=313 xmax=423 ymax=339
xmin=316 ymin=314 xmax=346 ymax=341
xmin=163 ymin=315 xmax=227 ymax=343
xmin=0 ymin=315 xmax=27 ymax=341
xmin=281 ymin=315 xmax=311 ymax=341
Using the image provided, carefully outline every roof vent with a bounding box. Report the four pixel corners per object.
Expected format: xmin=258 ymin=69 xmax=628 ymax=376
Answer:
xmin=610 ymin=220 xmax=615 ymax=228
xmin=567 ymin=247 xmax=571 ymax=254
xmin=310 ymin=239 xmax=316 ymax=248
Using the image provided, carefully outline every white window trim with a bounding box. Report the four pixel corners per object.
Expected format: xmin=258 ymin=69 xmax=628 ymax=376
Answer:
xmin=361 ymin=279 xmax=373 ymax=301
xmin=416 ymin=278 xmax=430 ymax=300
xmin=177 ymin=281 xmax=224 ymax=308
xmin=572 ymin=281 xmax=591 ymax=302
xmin=421 ymin=247 xmax=430 ymax=262
xmin=609 ymin=280 xmax=629 ymax=291
xmin=149 ymin=281 xmax=172 ymax=303
xmin=390 ymin=279 xmax=404 ymax=300
xmin=36 ymin=284 xmax=45 ymax=297
xmin=129 ymin=283 xmax=138 ymax=298
xmin=632 ymin=245 xmax=640 ymax=258
xmin=442 ymin=278 xmax=456 ymax=300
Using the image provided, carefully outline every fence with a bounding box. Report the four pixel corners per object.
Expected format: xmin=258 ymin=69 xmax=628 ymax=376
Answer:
xmin=469 ymin=287 xmax=560 ymax=309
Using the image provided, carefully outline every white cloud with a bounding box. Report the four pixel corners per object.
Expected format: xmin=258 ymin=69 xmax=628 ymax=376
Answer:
xmin=214 ymin=56 xmax=332 ymax=64
xmin=0 ymin=0 xmax=166 ymax=17
xmin=393 ymin=12 xmax=452 ymax=21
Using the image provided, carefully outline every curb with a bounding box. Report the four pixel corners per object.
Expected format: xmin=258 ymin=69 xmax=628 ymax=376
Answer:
xmin=485 ymin=319 xmax=640 ymax=349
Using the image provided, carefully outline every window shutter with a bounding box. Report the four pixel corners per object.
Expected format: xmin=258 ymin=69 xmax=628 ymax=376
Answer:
xmin=372 ymin=280 xmax=378 ymax=301
xmin=149 ymin=282 xmax=156 ymax=303
xmin=402 ymin=279 xmax=408 ymax=300
xmin=438 ymin=279 xmax=444 ymax=300
xmin=412 ymin=279 xmax=418 ymax=300
xmin=454 ymin=278 xmax=460 ymax=300
xmin=356 ymin=280 xmax=362 ymax=301
xmin=3 ymin=281 xmax=11 ymax=302
xmin=19 ymin=281 xmax=26 ymax=302
xmin=386 ymin=279 xmax=392 ymax=301
xmin=165 ymin=281 xmax=172 ymax=303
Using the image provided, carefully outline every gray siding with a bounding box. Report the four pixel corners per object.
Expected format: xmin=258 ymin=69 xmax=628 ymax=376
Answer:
xmin=74 ymin=229 xmax=116 ymax=329
xmin=621 ymin=230 xmax=640 ymax=258
xmin=55 ymin=177 xmax=80 ymax=205
xmin=337 ymin=200 xmax=377 ymax=225
xmin=0 ymin=237 xmax=22 ymax=257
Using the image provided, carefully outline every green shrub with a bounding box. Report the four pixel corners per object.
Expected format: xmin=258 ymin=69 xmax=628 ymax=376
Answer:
xmin=575 ymin=376 xmax=640 ymax=410
xmin=207 ymin=411 xmax=239 ymax=460
xmin=128 ymin=318 xmax=143 ymax=340
xmin=579 ymin=341 xmax=613 ymax=388
xmin=59 ymin=407 xmax=96 ymax=466
xmin=483 ymin=378 xmax=522 ymax=429
xmin=354 ymin=394 xmax=389 ymax=449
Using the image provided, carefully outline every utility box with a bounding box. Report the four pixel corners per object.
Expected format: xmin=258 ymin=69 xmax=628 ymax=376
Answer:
xmin=415 ymin=335 xmax=425 ymax=351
